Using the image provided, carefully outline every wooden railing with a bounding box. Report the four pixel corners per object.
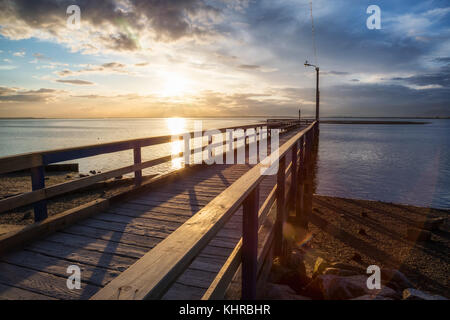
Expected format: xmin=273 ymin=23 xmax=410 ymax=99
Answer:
xmin=0 ymin=120 xmax=312 ymax=222
xmin=92 ymin=120 xmax=319 ymax=300
xmin=0 ymin=123 xmax=252 ymax=221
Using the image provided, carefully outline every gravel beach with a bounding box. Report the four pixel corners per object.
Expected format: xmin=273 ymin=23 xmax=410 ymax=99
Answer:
xmin=295 ymin=195 xmax=450 ymax=297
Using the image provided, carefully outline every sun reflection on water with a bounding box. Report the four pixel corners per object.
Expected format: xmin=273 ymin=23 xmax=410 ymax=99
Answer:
xmin=167 ymin=118 xmax=186 ymax=170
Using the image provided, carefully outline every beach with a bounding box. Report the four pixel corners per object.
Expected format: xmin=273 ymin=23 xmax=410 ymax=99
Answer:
xmin=300 ymin=195 xmax=449 ymax=297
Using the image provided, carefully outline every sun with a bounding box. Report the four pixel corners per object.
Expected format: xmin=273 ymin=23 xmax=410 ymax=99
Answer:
xmin=161 ymin=72 xmax=189 ymax=97
xmin=166 ymin=117 xmax=186 ymax=135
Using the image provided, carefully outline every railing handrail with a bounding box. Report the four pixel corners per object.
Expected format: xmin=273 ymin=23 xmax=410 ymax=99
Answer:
xmin=1 ymin=122 xmax=289 ymax=218
xmin=0 ymin=123 xmax=269 ymax=175
xmin=91 ymin=121 xmax=317 ymax=300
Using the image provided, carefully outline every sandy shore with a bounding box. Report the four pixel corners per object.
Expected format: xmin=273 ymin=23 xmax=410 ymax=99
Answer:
xmin=295 ymin=195 xmax=449 ymax=297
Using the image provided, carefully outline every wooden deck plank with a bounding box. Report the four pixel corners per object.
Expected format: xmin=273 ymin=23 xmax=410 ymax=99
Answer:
xmin=0 ymin=250 xmax=119 ymax=287
xmin=44 ymin=232 xmax=149 ymax=259
xmin=0 ymin=262 xmax=100 ymax=300
xmin=25 ymin=240 xmax=137 ymax=271
xmin=0 ymin=283 xmax=57 ymax=300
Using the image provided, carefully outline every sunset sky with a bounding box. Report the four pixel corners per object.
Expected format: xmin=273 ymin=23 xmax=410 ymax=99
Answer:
xmin=0 ymin=0 xmax=449 ymax=118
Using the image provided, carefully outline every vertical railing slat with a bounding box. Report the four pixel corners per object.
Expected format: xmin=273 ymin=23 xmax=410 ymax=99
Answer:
xmin=274 ymin=155 xmax=286 ymax=256
xmin=30 ymin=166 xmax=47 ymax=222
xmin=242 ymin=185 xmax=259 ymax=300
xmin=290 ymin=141 xmax=298 ymax=208
xmin=133 ymin=146 xmax=142 ymax=186
xmin=296 ymin=136 xmax=305 ymax=221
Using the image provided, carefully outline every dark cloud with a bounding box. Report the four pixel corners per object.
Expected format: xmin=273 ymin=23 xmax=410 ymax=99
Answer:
xmin=434 ymin=57 xmax=450 ymax=64
xmin=56 ymin=79 xmax=94 ymax=85
xmin=56 ymin=62 xmax=129 ymax=77
xmin=237 ymin=64 xmax=260 ymax=70
xmin=323 ymin=71 xmax=350 ymax=76
xmin=0 ymin=87 xmax=61 ymax=103
xmin=0 ymin=0 xmax=221 ymax=49
xmin=101 ymin=33 xmax=140 ymax=51
xmin=321 ymin=83 xmax=450 ymax=116
xmin=391 ymin=65 xmax=450 ymax=88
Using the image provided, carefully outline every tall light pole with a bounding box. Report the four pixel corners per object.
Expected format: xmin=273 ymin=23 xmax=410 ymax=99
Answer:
xmin=304 ymin=61 xmax=320 ymax=121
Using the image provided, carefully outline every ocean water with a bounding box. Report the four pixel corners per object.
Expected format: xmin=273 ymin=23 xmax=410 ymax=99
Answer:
xmin=0 ymin=118 xmax=448 ymax=209
xmin=0 ymin=118 xmax=262 ymax=176
xmin=316 ymin=119 xmax=450 ymax=210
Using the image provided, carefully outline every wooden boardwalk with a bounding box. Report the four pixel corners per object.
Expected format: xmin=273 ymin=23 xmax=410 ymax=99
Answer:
xmin=0 ymin=130 xmax=301 ymax=300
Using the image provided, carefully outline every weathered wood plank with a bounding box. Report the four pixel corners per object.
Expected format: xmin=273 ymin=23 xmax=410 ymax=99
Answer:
xmin=45 ymin=233 xmax=149 ymax=259
xmin=0 ymin=250 xmax=120 ymax=287
xmin=63 ymin=224 xmax=162 ymax=249
xmin=0 ymin=283 xmax=56 ymax=300
xmin=25 ymin=240 xmax=137 ymax=272
xmin=162 ymin=282 xmax=205 ymax=300
xmin=0 ymin=262 xmax=100 ymax=300
xmin=0 ymin=199 xmax=109 ymax=256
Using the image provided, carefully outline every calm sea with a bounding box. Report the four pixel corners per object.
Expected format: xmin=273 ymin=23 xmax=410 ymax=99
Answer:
xmin=0 ymin=118 xmax=448 ymax=209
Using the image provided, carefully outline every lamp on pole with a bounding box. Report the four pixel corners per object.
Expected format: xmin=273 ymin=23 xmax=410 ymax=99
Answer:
xmin=304 ymin=61 xmax=320 ymax=121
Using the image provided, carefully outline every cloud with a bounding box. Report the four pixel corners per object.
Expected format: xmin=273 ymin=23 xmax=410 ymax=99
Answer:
xmin=56 ymin=62 xmax=129 ymax=77
xmin=0 ymin=0 xmax=223 ymax=54
xmin=434 ymin=57 xmax=450 ymax=64
xmin=323 ymin=71 xmax=350 ymax=76
xmin=33 ymin=53 xmax=50 ymax=61
xmin=56 ymin=79 xmax=95 ymax=85
xmin=391 ymin=65 xmax=450 ymax=88
xmin=0 ymin=86 xmax=63 ymax=103
xmin=13 ymin=50 xmax=25 ymax=57
xmin=0 ymin=65 xmax=16 ymax=70
xmin=238 ymin=64 xmax=260 ymax=70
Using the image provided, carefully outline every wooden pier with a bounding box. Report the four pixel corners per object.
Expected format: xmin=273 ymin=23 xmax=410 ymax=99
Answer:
xmin=0 ymin=119 xmax=319 ymax=300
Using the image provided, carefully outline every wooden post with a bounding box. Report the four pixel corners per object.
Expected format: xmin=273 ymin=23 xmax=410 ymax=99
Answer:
xmin=296 ymin=136 xmax=305 ymax=221
xmin=302 ymin=132 xmax=313 ymax=228
xmin=242 ymin=186 xmax=259 ymax=300
xmin=274 ymin=155 xmax=286 ymax=256
xmin=290 ymin=142 xmax=298 ymax=210
xmin=315 ymin=67 xmax=320 ymax=121
xmin=133 ymin=146 xmax=142 ymax=186
xmin=30 ymin=166 xmax=47 ymax=222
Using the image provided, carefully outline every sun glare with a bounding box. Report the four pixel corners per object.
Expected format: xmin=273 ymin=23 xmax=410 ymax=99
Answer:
xmin=161 ymin=72 xmax=189 ymax=97
xmin=167 ymin=118 xmax=186 ymax=169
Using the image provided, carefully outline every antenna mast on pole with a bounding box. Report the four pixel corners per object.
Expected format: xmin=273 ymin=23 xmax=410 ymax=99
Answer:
xmin=305 ymin=1 xmax=320 ymax=121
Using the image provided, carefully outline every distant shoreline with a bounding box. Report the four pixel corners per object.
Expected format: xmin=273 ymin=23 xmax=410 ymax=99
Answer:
xmin=0 ymin=116 xmax=448 ymax=120
xmin=320 ymin=120 xmax=429 ymax=125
